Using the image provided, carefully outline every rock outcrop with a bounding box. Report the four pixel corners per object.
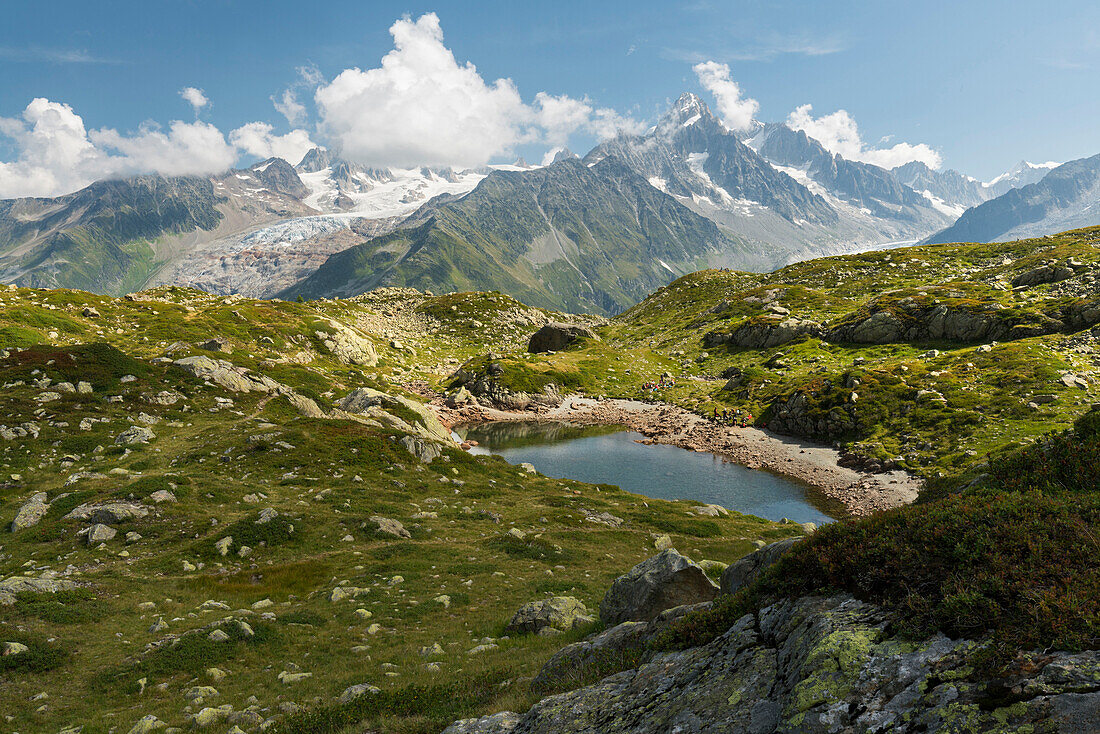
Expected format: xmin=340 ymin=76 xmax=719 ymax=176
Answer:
xmin=598 ymin=550 xmax=719 ymax=626
xmin=704 ymin=317 xmax=824 ymax=350
xmin=528 ymin=323 xmax=599 ymax=353
xmin=337 ymin=387 xmax=452 ymax=443
xmin=448 ymin=594 xmax=1100 ymax=733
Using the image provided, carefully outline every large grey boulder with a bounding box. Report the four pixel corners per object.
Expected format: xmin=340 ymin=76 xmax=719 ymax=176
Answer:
xmin=528 ymin=323 xmax=598 ymax=353
xmin=1012 ymin=263 xmax=1076 ymax=288
xmin=505 ymin=596 xmax=595 ymax=636
xmin=85 ymin=523 xmax=117 ymax=545
xmin=367 ymin=516 xmax=411 ymax=539
xmin=11 ymin=492 xmax=49 ymax=532
xmin=115 ymin=426 xmax=156 ymax=445
xmin=598 ymin=549 xmax=719 ymax=626
xmin=63 ymin=501 xmax=150 ymax=524
xmin=719 ymin=536 xmax=803 ymax=596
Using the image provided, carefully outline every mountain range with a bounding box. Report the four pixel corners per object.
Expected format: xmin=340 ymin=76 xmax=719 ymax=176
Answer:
xmin=1 ymin=93 xmax=1096 ymax=314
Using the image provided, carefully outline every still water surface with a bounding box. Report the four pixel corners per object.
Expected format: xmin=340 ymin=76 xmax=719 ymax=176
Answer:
xmin=457 ymin=421 xmax=835 ymax=524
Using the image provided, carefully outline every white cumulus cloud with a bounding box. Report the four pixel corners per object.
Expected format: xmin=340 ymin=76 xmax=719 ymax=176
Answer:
xmin=179 ymin=87 xmax=209 ymax=115
xmin=314 ymin=12 xmax=639 ymax=168
xmin=229 ymin=122 xmax=316 ymax=166
xmin=272 ymin=89 xmax=306 ymax=126
xmin=786 ymin=104 xmax=942 ymax=170
xmin=692 ymin=61 xmax=759 ymax=133
xmin=0 ymin=97 xmax=237 ymax=198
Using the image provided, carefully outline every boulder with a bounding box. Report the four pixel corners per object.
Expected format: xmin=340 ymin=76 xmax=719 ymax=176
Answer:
xmin=197 ymin=337 xmax=233 ymax=353
xmin=1012 ymin=264 xmax=1076 ymax=288
xmin=285 ymin=392 xmax=326 ymax=418
xmin=719 ymin=537 xmax=803 ymax=596
xmin=528 ymin=323 xmax=598 ymax=353
xmin=368 ymin=516 xmax=411 ymax=539
xmin=175 ymin=356 xmax=277 ymax=394
xmin=338 ymin=683 xmax=381 ymax=704
xmin=506 ymin=597 xmax=596 ymax=636
xmin=126 ymin=714 xmax=167 ymax=734
xmin=115 ymin=426 xmax=155 ymax=445
xmin=2 ymin=641 xmax=29 ymax=656
xmin=11 ymin=492 xmax=49 ymax=532
xmin=598 ymin=549 xmax=719 ymax=626
xmin=86 ymin=523 xmax=117 ymax=545
xmin=64 ymin=502 xmax=150 ymax=524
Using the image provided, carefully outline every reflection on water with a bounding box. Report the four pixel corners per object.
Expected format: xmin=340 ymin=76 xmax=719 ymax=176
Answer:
xmin=457 ymin=421 xmax=836 ymax=524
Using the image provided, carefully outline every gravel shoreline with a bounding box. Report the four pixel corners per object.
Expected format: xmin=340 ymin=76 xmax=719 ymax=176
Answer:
xmin=431 ymin=396 xmax=921 ymax=517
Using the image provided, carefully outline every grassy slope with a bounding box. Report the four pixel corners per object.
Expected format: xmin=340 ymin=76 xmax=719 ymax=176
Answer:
xmin=0 ymin=287 xmax=797 ymax=734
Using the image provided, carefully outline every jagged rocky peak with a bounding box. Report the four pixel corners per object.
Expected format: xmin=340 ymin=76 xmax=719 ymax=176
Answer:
xmin=247 ymin=157 xmax=310 ymax=200
xmin=295 ymin=146 xmax=334 ymax=173
xmin=657 ymin=92 xmax=722 ymax=134
xmin=550 ymin=147 xmax=577 ymax=164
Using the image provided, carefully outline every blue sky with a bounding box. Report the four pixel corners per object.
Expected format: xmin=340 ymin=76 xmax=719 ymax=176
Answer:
xmin=1 ymin=0 xmax=1098 ymax=196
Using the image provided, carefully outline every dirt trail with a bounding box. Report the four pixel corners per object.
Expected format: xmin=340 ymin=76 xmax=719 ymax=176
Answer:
xmin=432 ymin=396 xmax=921 ymax=517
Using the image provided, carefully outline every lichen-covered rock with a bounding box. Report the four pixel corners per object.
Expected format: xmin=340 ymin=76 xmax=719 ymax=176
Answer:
xmin=528 ymin=323 xmax=599 ymax=353
xmin=337 ymin=387 xmax=452 ymax=443
xmin=174 ymin=356 xmax=280 ymax=393
xmin=598 ymin=549 xmax=719 ymax=626
xmin=315 ymin=321 xmax=378 ymax=366
xmin=0 ymin=576 xmax=81 ymax=605
xmin=442 ymin=711 xmax=521 ymax=734
xmin=719 ymin=536 xmax=803 ymax=596
xmin=704 ymin=317 xmax=824 ymax=350
xmin=506 ymin=597 xmax=596 ymax=636
xmin=11 ymin=492 xmax=49 ymax=532
xmin=399 ymin=435 xmax=443 ymax=463
xmin=86 ymin=523 xmax=117 ymax=545
xmin=452 ymin=594 xmax=1100 ymax=733
xmin=64 ymin=501 xmax=150 ymax=524
xmin=115 ymin=425 xmax=156 ymax=445
xmin=367 ymin=516 xmax=411 ymax=539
